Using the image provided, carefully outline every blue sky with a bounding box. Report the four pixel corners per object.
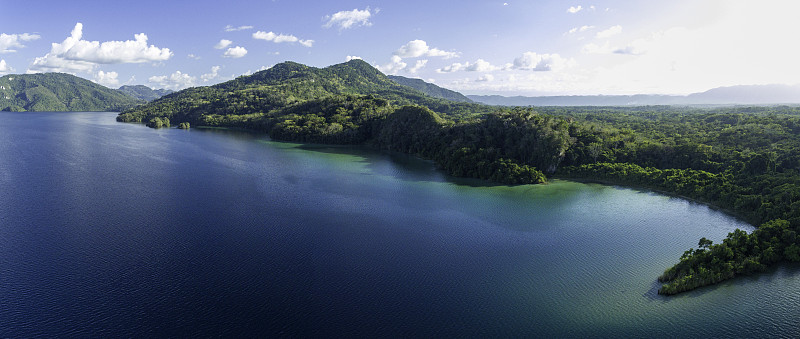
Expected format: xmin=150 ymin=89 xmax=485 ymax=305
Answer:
xmin=1 ymin=0 xmax=798 ymax=95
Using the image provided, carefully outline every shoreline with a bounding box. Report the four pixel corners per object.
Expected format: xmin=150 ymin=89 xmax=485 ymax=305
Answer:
xmin=551 ymin=174 xmax=757 ymax=229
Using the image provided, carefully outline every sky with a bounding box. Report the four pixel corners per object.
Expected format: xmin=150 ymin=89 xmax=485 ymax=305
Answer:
xmin=1 ymin=0 xmax=798 ymax=96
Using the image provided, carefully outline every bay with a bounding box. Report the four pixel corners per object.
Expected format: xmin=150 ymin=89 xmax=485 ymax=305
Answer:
xmin=0 ymin=112 xmax=797 ymax=337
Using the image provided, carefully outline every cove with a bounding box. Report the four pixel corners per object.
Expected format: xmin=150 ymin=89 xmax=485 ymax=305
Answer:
xmin=0 ymin=112 xmax=798 ymax=337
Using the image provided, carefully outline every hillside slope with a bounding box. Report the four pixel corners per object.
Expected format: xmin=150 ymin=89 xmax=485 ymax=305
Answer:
xmin=118 ymin=59 xmax=490 ymax=124
xmin=0 ymin=73 xmax=143 ymax=112
xmin=387 ymin=75 xmax=473 ymax=103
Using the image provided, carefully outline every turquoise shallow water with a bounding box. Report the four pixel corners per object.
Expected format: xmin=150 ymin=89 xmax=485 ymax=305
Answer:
xmin=0 ymin=112 xmax=797 ymax=337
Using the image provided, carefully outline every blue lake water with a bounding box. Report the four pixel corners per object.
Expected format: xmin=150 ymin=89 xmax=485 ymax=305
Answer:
xmin=0 ymin=112 xmax=798 ymax=337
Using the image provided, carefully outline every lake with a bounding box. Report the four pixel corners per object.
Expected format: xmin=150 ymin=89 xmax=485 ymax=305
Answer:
xmin=1 ymin=112 xmax=798 ymax=337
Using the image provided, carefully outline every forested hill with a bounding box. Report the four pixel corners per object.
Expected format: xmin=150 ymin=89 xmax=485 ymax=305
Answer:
xmin=117 ymin=85 xmax=173 ymax=102
xmin=0 ymin=73 xmax=143 ymax=112
xmin=117 ymin=59 xmax=490 ymax=124
xmin=387 ymin=75 xmax=473 ymax=103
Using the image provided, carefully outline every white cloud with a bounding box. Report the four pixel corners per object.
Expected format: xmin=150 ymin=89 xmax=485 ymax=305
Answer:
xmin=323 ymin=7 xmax=374 ymax=30
xmin=0 ymin=33 xmax=41 ymax=53
xmin=223 ymin=46 xmax=247 ymax=58
xmin=253 ymin=31 xmax=313 ymax=47
xmin=252 ymin=31 xmax=276 ymax=41
xmin=202 ymin=66 xmax=221 ymax=82
xmin=376 ymin=55 xmax=407 ymax=75
xmin=148 ymin=71 xmax=196 ymax=90
xmin=568 ymin=25 xmax=594 ymax=34
xmin=30 ymin=23 xmax=172 ymax=74
xmin=596 ymin=25 xmax=623 ymax=39
xmin=0 ymin=59 xmax=13 ymax=73
xmin=567 ymin=5 xmax=582 ymax=13
xmin=214 ymin=39 xmax=233 ymax=49
xmin=512 ymin=52 xmax=572 ymax=72
xmin=408 ymin=59 xmax=428 ymax=73
xmin=437 ymin=59 xmax=501 ymax=73
xmin=93 ymin=70 xmax=119 ymax=87
xmin=437 ymin=62 xmax=466 ymax=73
xmin=187 ymin=54 xmax=201 ymax=60
xmin=224 ymin=25 xmax=253 ymax=32
xmin=466 ymin=59 xmax=500 ymax=72
xmin=394 ymin=39 xmax=458 ymax=59
xmin=345 ymin=55 xmax=362 ymax=61
xmin=476 ymin=74 xmax=495 ymax=82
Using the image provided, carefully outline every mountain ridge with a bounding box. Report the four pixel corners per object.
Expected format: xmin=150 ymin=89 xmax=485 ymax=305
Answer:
xmin=387 ymin=75 xmax=473 ymax=103
xmin=117 ymin=85 xmax=173 ymax=102
xmin=0 ymin=73 xmax=144 ymax=112
xmin=117 ymin=59 xmax=491 ymax=124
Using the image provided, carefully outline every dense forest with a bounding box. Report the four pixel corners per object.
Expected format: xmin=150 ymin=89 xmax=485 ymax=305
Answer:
xmin=118 ymin=59 xmax=800 ymax=295
xmin=0 ymin=73 xmax=143 ymax=112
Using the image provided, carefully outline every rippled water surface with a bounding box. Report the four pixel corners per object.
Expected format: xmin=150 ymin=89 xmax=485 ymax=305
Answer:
xmin=1 ymin=112 xmax=798 ymax=337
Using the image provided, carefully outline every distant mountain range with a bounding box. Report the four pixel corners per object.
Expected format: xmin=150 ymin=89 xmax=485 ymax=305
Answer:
xmin=3 ymin=66 xmax=798 ymax=114
xmin=468 ymin=84 xmax=800 ymax=106
xmin=0 ymin=73 xmax=144 ymax=112
xmin=387 ymin=75 xmax=473 ymax=103
xmin=117 ymin=85 xmax=173 ymax=102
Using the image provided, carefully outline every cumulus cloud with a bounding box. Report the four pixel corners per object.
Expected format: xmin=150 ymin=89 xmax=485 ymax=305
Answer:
xmin=437 ymin=59 xmax=500 ymax=73
xmin=187 ymin=54 xmax=201 ymax=60
xmin=376 ymin=55 xmax=407 ymax=75
xmin=0 ymin=33 xmax=41 ymax=53
xmin=29 ymin=23 xmax=172 ymax=73
xmin=0 ymin=59 xmax=13 ymax=73
xmin=223 ymin=46 xmax=247 ymax=58
xmin=323 ymin=7 xmax=374 ymax=30
xmin=252 ymin=31 xmax=313 ymax=47
xmin=512 ymin=52 xmax=572 ymax=71
xmin=394 ymin=39 xmax=458 ymax=59
xmin=345 ymin=55 xmax=362 ymax=61
xmin=224 ymin=25 xmax=253 ymax=32
xmin=408 ymin=59 xmax=428 ymax=73
xmin=596 ymin=25 xmax=623 ymax=38
xmin=466 ymin=59 xmax=500 ymax=72
xmin=437 ymin=62 xmax=466 ymax=73
xmin=148 ymin=71 xmax=196 ymax=90
xmin=202 ymin=65 xmax=221 ymax=82
xmin=93 ymin=70 xmax=119 ymax=87
xmin=214 ymin=39 xmax=233 ymax=49
xmin=567 ymin=5 xmax=582 ymax=13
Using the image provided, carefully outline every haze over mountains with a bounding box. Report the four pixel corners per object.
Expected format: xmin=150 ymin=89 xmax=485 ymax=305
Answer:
xmin=468 ymin=84 xmax=800 ymax=106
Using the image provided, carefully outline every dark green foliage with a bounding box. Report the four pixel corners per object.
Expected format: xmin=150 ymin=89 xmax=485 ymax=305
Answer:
xmin=550 ymin=105 xmax=800 ymax=294
xmin=0 ymin=73 xmax=143 ymax=111
xmin=387 ymin=75 xmax=473 ymax=103
xmin=177 ymin=122 xmax=190 ymax=129
xmin=117 ymin=85 xmax=173 ymax=101
xmin=117 ymin=59 xmax=491 ymax=125
xmin=146 ymin=116 xmax=170 ymax=129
